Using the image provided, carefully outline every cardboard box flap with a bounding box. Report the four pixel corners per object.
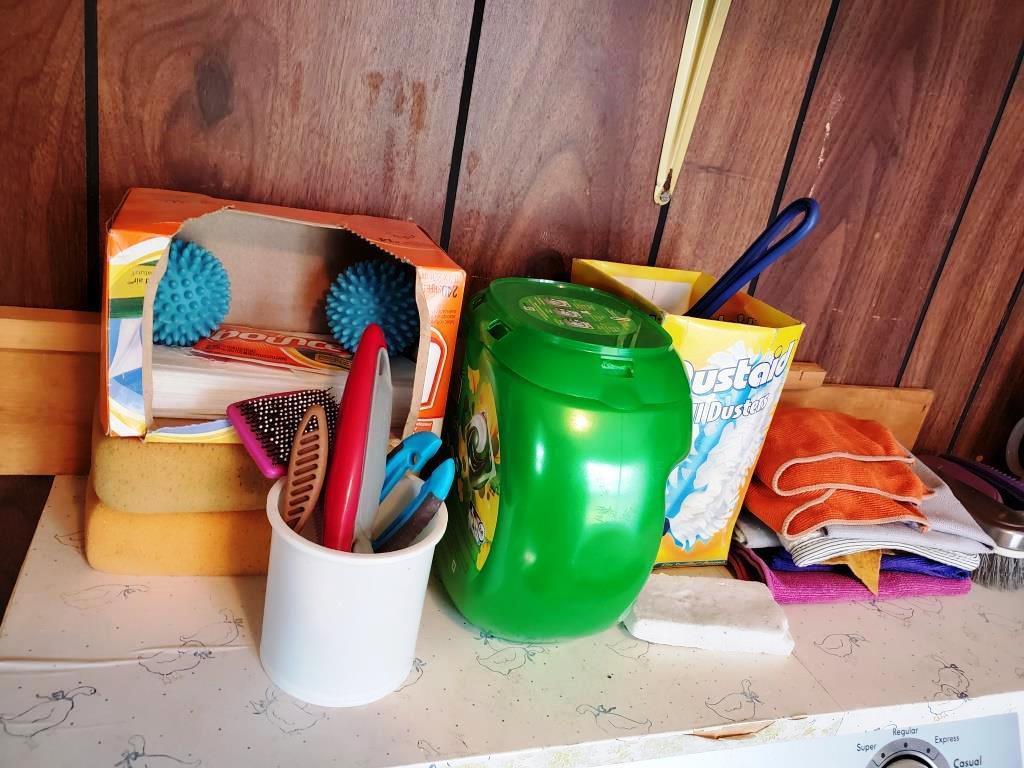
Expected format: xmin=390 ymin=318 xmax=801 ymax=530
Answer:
xmin=572 ymin=259 xmax=800 ymax=330
xmin=112 ymin=188 xmax=461 ymax=270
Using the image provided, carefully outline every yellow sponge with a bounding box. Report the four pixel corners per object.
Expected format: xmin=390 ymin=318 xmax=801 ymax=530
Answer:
xmin=92 ymin=422 xmax=273 ymax=513
xmin=85 ymin=480 xmax=270 ymax=576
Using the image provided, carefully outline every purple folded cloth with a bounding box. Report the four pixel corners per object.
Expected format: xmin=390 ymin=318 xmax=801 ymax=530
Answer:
xmin=761 ymin=547 xmax=969 ymax=579
xmin=728 ymin=544 xmax=972 ymax=604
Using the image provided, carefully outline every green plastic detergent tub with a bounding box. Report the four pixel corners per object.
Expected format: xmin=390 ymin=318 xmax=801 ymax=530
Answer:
xmin=438 ymin=278 xmax=691 ymax=641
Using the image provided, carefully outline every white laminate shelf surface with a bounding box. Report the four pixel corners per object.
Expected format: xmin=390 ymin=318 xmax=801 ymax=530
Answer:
xmin=1 ymin=477 xmax=1022 ymax=767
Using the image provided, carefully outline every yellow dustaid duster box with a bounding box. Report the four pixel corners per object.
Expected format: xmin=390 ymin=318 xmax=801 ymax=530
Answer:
xmin=572 ymin=260 xmax=804 ymax=565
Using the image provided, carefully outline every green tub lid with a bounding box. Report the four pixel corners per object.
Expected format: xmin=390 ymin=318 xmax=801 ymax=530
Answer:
xmin=485 ymin=278 xmax=667 ymax=350
xmin=477 ymin=278 xmax=686 ymax=409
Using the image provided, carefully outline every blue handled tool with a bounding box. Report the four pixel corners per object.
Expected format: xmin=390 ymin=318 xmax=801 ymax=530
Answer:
xmin=373 ymin=458 xmax=455 ymax=551
xmin=686 ymin=198 xmax=820 ymax=319
xmin=380 ymin=431 xmax=442 ymax=503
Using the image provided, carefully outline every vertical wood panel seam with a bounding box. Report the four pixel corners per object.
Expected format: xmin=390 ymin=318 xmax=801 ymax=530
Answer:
xmin=748 ymin=0 xmax=840 ymax=296
xmin=439 ymin=0 xmax=487 ymax=252
xmin=647 ymin=203 xmax=670 ymax=267
xmin=948 ymin=267 xmax=1024 ymax=453
xmin=895 ymin=42 xmax=1024 ymax=388
xmin=84 ymin=0 xmax=99 ymax=310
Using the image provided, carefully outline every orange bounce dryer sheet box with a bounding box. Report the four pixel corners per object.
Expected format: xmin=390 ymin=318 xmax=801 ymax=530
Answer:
xmin=101 ymin=188 xmax=466 ymax=441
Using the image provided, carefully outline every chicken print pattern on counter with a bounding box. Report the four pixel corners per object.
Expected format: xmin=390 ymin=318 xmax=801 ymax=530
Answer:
xmin=53 ymin=529 xmax=84 ymax=552
xmin=576 ymin=704 xmax=653 ymax=735
xmin=474 ymin=632 xmax=547 ymax=677
xmin=815 ymin=633 xmax=867 ymax=658
xmin=0 ymin=686 xmax=97 ymax=739
xmin=179 ymin=609 xmax=245 ymax=647
xmin=606 ymin=637 xmax=651 ymax=662
xmin=705 ymin=679 xmax=763 ymax=723
xmin=61 ymin=583 xmax=150 ymax=610
xmin=114 ymin=735 xmax=201 ymax=767
xmin=137 ymin=643 xmax=214 ymax=682
xmin=928 ymin=656 xmax=971 ymax=718
xmin=248 ymin=688 xmax=325 ymax=735
xmin=1 ymin=477 xmax=1024 ymax=768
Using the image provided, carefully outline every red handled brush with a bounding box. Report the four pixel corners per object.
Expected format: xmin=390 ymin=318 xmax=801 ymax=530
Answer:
xmin=322 ymin=324 xmax=391 ymax=552
xmin=227 ymin=388 xmax=338 ymax=479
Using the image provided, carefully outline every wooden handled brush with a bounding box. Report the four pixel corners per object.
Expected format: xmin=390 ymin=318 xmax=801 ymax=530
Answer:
xmin=279 ymin=405 xmax=330 ymax=535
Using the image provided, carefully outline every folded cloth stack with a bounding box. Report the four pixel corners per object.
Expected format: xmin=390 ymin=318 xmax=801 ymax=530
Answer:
xmin=729 ymin=543 xmax=973 ymax=604
xmin=732 ymin=406 xmax=995 ymax=602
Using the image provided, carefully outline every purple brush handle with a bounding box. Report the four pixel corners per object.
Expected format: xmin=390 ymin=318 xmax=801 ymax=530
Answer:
xmin=919 ymin=455 xmax=1002 ymax=502
xmin=227 ymin=404 xmax=285 ymax=480
xmin=939 ymin=454 xmax=1024 ymax=509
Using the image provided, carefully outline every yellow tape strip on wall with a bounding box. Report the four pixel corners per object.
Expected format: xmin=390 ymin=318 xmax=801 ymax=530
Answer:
xmin=654 ymin=0 xmax=732 ymax=205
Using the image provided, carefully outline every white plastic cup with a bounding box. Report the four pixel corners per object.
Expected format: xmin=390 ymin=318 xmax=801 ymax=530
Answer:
xmin=260 ymin=476 xmax=447 ymax=707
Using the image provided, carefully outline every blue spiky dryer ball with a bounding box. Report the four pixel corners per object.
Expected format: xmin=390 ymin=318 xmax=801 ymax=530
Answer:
xmin=152 ymin=239 xmax=231 ymax=346
xmin=325 ymin=259 xmax=419 ymax=354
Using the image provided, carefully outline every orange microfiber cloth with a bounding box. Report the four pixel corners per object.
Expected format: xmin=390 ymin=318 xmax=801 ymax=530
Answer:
xmin=746 ymin=406 xmax=931 ymax=538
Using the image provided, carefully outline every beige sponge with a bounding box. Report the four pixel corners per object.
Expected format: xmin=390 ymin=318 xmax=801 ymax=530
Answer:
xmin=624 ymin=574 xmax=794 ymax=655
xmin=92 ymin=421 xmax=272 ymax=513
xmin=85 ymin=480 xmax=270 ymax=576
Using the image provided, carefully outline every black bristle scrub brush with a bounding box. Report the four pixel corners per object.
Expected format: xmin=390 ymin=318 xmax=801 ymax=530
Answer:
xmin=929 ymin=458 xmax=1024 ymax=590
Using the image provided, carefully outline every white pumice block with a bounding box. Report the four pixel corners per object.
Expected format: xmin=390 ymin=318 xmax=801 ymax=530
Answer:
xmin=623 ymin=574 xmax=794 ymax=656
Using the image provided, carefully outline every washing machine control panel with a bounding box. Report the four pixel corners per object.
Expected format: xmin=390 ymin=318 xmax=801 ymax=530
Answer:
xmin=859 ymin=718 xmax=1011 ymax=768
xmin=864 ymin=735 xmax=948 ymax=767
xmin=605 ymin=714 xmax=1020 ymax=768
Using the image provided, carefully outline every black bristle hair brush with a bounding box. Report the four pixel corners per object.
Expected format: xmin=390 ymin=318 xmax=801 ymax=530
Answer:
xmin=925 ymin=455 xmax=1024 ymax=591
xmin=227 ymin=389 xmax=338 ymax=479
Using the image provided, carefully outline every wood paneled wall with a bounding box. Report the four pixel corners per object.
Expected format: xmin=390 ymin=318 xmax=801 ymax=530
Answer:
xmin=2 ymin=0 xmax=1022 ymax=463
xmin=657 ymin=0 xmax=831 ymax=277
xmin=447 ymin=0 xmax=689 ymax=280
xmin=754 ymin=0 xmax=1023 ymax=392
xmin=1 ymin=0 xmax=86 ymax=310
xmin=97 ymin=0 xmax=475 ymax=241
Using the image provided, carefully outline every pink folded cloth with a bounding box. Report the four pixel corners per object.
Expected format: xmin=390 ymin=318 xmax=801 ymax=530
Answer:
xmin=728 ymin=544 xmax=971 ymax=604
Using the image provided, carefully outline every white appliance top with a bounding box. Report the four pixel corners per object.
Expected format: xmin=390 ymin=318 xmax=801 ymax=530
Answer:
xmin=0 ymin=476 xmax=1021 ymax=767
